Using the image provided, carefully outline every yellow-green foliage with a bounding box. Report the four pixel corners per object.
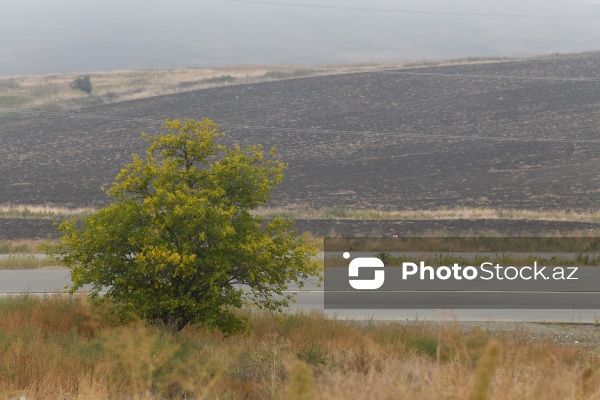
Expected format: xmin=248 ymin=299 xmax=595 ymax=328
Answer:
xmin=44 ymin=119 xmax=321 ymax=334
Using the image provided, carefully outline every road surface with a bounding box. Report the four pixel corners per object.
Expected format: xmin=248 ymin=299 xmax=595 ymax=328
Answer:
xmin=1 ymin=269 xmax=598 ymax=323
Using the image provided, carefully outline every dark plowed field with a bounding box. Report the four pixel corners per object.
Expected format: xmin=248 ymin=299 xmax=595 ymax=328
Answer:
xmin=3 ymin=218 xmax=600 ymax=240
xmin=2 ymin=53 xmax=600 ymax=211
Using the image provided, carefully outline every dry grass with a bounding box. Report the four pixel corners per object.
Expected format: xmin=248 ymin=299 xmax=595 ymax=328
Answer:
xmin=0 ymin=205 xmax=93 ymax=219
xmin=0 ymin=255 xmax=61 ymax=269
xmin=0 ymin=240 xmax=49 ymax=254
xmin=1 ymin=295 xmax=600 ymax=399
xmin=0 ymin=240 xmax=61 ymax=269
xmin=254 ymin=205 xmax=600 ymax=223
xmin=5 ymin=203 xmax=600 ymax=224
xmin=1 ymin=55 xmax=535 ymax=118
xmin=0 ymin=63 xmax=403 ymax=118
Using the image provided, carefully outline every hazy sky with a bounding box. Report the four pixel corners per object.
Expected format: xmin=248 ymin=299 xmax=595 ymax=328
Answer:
xmin=1 ymin=0 xmax=600 ymax=75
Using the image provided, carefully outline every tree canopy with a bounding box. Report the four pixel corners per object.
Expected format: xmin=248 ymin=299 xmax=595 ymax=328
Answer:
xmin=71 ymin=75 xmax=92 ymax=95
xmin=46 ymin=119 xmax=320 ymax=334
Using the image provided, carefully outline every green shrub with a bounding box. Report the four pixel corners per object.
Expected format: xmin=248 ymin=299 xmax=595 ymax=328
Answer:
xmin=297 ymin=339 xmax=329 ymax=375
xmin=326 ymin=207 xmax=349 ymax=218
xmin=263 ymin=69 xmax=313 ymax=79
xmin=71 ymin=75 xmax=92 ymax=95
xmin=406 ymin=335 xmax=439 ymax=358
xmin=232 ymin=348 xmax=286 ymax=382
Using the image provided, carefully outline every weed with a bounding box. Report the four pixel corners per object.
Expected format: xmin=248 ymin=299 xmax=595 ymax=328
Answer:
xmin=296 ymin=339 xmax=329 ymax=374
xmin=0 ymin=296 xmax=599 ymax=399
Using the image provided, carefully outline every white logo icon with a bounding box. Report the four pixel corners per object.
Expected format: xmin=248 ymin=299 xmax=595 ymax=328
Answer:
xmin=345 ymin=253 xmax=385 ymax=290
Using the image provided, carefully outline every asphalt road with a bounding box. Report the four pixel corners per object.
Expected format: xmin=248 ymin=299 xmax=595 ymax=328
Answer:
xmin=1 ymin=270 xmax=599 ymax=323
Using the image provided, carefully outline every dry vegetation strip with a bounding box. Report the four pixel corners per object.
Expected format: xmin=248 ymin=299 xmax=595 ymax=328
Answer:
xmin=0 ymin=240 xmax=62 ymax=269
xmin=0 ymin=255 xmax=61 ymax=269
xmin=0 ymin=55 xmax=531 ymax=119
xmin=0 ymin=240 xmax=43 ymax=254
xmin=0 ymin=205 xmax=93 ymax=219
xmin=1 ymin=66 xmax=316 ymax=115
xmin=0 ymin=64 xmax=401 ymax=117
xmin=1 ymin=295 xmax=600 ymax=399
xmin=255 ymin=206 xmax=600 ymax=223
xmin=5 ymin=204 xmax=600 ymax=223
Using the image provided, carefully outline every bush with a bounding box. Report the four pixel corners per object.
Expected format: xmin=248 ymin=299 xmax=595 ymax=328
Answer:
xmin=45 ymin=119 xmax=321 ymax=334
xmin=71 ymin=75 xmax=92 ymax=95
xmin=296 ymin=339 xmax=329 ymax=374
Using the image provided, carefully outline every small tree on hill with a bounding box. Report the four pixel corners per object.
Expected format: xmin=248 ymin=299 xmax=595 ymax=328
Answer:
xmin=45 ymin=119 xmax=320 ymax=334
xmin=71 ymin=75 xmax=92 ymax=95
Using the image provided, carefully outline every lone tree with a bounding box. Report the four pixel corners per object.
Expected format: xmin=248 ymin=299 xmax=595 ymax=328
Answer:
xmin=71 ymin=75 xmax=92 ymax=95
xmin=46 ymin=119 xmax=320 ymax=334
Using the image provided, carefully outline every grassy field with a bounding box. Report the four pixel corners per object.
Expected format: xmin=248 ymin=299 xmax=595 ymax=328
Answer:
xmin=0 ymin=66 xmax=307 ymax=114
xmin=0 ymin=57 xmax=519 ymax=118
xmin=0 ymin=63 xmax=405 ymax=118
xmin=0 ymin=295 xmax=599 ymax=399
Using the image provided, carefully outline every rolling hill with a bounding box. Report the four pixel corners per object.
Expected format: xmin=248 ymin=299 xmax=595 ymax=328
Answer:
xmin=2 ymin=52 xmax=600 ymax=216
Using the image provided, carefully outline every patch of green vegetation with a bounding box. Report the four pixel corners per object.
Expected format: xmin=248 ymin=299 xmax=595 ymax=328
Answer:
xmin=264 ymin=210 xmax=300 ymax=219
xmin=325 ymin=207 xmax=350 ymax=218
xmin=0 ymin=242 xmax=30 ymax=254
xmin=176 ymin=80 xmax=200 ymax=89
xmin=263 ymin=69 xmax=315 ymax=79
xmin=32 ymin=102 xmax=64 ymax=112
xmin=0 ymin=95 xmax=28 ymax=107
xmin=128 ymin=77 xmax=149 ymax=86
xmin=0 ymin=208 xmax=60 ymax=220
xmin=0 ymin=79 xmax=20 ymax=90
xmin=202 ymin=75 xmax=235 ymax=84
xmin=328 ymin=252 xmax=600 ymax=268
xmin=404 ymin=56 xmax=512 ymax=68
xmin=103 ymin=91 xmax=120 ymax=101
xmin=327 ymin=236 xmax=600 ymax=253
xmin=296 ymin=339 xmax=330 ymax=373
xmin=75 ymin=96 xmax=106 ymax=107
xmin=232 ymin=347 xmax=286 ymax=383
xmin=375 ymin=251 xmax=392 ymax=264
xmin=177 ymin=75 xmax=236 ymax=89
xmin=0 ymin=255 xmax=61 ymax=269
xmin=590 ymin=213 xmax=600 ymax=223
xmin=406 ymin=334 xmax=439 ymax=358
xmin=32 ymin=86 xmax=63 ymax=98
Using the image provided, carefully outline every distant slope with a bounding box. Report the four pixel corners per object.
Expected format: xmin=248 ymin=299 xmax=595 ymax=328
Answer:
xmin=1 ymin=0 xmax=600 ymax=75
xmin=1 ymin=52 xmax=600 ymax=211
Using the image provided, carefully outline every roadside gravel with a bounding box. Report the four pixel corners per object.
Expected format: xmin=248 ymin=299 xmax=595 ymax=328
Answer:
xmin=405 ymin=320 xmax=600 ymax=350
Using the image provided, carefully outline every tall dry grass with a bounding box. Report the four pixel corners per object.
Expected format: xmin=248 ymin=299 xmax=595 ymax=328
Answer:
xmin=254 ymin=205 xmax=600 ymax=223
xmin=4 ymin=203 xmax=600 ymax=224
xmin=0 ymin=255 xmax=61 ymax=269
xmin=0 ymin=54 xmax=545 ymax=119
xmin=0 ymin=63 xmax=401 ymax=119
xmin=0 ymin=205 xmax=93 ymax=220
xmin=1 ymin=295 xmax=600 ymax=399
xmin=0 ymin=240 xmax=45 ymax=254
